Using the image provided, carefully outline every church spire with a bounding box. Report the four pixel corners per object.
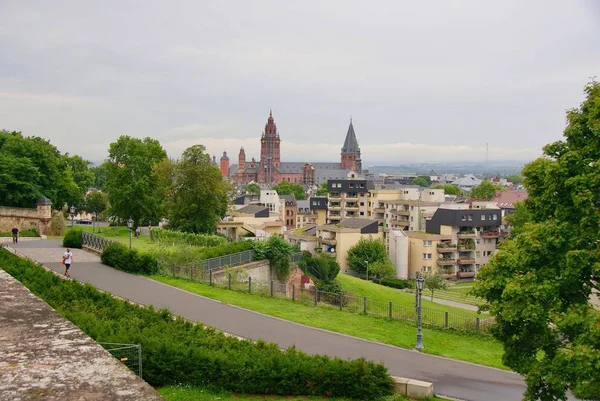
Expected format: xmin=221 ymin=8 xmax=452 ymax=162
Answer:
xmin=341 ymin=119 xmax=360 ymax=153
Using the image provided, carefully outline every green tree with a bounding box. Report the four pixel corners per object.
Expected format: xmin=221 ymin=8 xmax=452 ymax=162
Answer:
xmin=85 ymin=191 xmax=109 ymax=217
xmin=298 ymin=252 xmax=341 ymax=292
xmin=151 ymin=158 xmax=176 ymax=220
xmin=411 ymin=176 xmax=430 ymax=187
xmin=469 ymin=180 xmax=502 ymax=200
xmin=316 ymin=182 xmax=328 ymax=196
xmin=252 ymin=235 xmax=296 ymax=279
xmin=105 ymin=135 xmax=167 ymax=228
xmin=369 ymin=258 xmax=396 ymax=279
xmin=431 ymin=184 xmax=462 ymax=196
xmin=90 ymin=162 xmax=109 ymax=190
xmin=504 ymin=201 xmax=532 ymax=237
xmin=168 ymin=145 xmax=228 ymax=233
xmin=0 ymin=152 xmax=43 ymax=206
xmin=423 ymin=273 xmax=448 ymax=301
xmin=245 ymin=182 xmax=261 ymax=194
xmin=473 ymin=82 xmax=600 ymax=401
xmin=63 ymin=154 xmax=94 ymax=194
xmin=272 ymin=181 xmax=305 ymax=200
xmin=346 ymin=237 xmax=388 ymax=276
xmin=504 ymin=174 xmax=523 ymax=185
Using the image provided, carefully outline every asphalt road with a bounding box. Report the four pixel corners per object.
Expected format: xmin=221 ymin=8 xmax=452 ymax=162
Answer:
xmin=8 ymin=240 xmax=529 ymax=401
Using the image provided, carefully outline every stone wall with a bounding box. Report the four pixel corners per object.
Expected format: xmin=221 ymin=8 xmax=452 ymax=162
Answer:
xmin=0 ymin=205 xmax=52 ymax=235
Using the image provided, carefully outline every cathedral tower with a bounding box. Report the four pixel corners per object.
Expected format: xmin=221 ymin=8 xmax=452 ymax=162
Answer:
xmin=238 ymin=147 xmax=246 ymax=174
xmin=259 ymin=110 xmax=281 ymax=183
xmin=219 ymin=151 xmax=230 ymax=177
xmin=341 ymin=119 xmax=361 ymax=172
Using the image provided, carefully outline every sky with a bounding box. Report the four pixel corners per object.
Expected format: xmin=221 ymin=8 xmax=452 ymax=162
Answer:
xmin=0 ymin=1 xmax=598 ymax=166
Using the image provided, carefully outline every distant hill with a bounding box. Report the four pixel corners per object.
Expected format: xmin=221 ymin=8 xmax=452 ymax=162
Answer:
xmin=365 ymin=161 xmax=526 ymax=176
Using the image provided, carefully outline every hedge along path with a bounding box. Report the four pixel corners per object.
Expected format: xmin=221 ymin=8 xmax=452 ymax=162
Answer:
xmin=0 ymin=249 xmax=395 ymax=399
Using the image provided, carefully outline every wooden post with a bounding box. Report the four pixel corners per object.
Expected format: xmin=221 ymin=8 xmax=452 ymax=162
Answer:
xmin=270 ymin=280 xmax=274 ymax=297
xmin=363 ymin=297 xmax=367 ymax=314
xmin=292 ymin=284 xmax=295 ymax=301
xmin=248 ymin=277 xmax=252 ymax=293
xmin=388 ymin=301 xmax=393 ymax=319
xmin=209 ymin=270 xmax=213 ymax=286
xmin=339 ymin=293 xmax=343 ymax=311
xmin=313 ymin=289 xmax=317 ymax=306
xmin=445 ymin=311 xmax=449 ymax=328
xmin=228 ymin=273 xmax=232 ymax=289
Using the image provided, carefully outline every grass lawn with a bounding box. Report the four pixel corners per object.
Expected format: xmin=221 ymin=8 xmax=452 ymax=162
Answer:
xmin=63 ymin=226 xmax=157 ymax=252
xmin=337 ymin=275 xmax=478 ymax=316
xmin=158 ymin=385 xmax=447 ymax=401
xmin=151 ymin=275 xmax=505 ymax=369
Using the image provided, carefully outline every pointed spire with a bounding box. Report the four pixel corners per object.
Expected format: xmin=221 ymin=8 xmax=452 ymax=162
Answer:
xmin=342 ymin=119 xmax=360 ymax=153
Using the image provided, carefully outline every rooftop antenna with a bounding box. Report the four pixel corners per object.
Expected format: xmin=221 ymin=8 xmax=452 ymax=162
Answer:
xmin=485 ymin=143 xmax=489 ymax=179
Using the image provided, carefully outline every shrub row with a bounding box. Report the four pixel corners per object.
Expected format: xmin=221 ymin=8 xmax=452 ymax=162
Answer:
xmin=0 ymin=250 xmax=394 ymax=399
xmin=376 ymin=278 xmax=415 ymax=290
xmin=63 ymin=229 xmax=83 ymax=248
xmin=151 ymin=229 xmax=227 ymax=248
xmin=101 ymin=243 xmax=159 ymax=275
xmin=0 ymin=228 xmax=40 ymax=237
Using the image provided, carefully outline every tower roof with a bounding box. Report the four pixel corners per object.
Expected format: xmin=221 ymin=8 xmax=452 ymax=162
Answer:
xmin=220 ymin=151 xmax=229 ymax=161
xmin=264 ymin=110 xmax=278 ymax=138
xmin=342 ymin=120 xmax=360 ymax=153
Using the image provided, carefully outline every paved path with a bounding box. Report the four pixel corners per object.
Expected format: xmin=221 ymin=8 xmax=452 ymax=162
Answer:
xmin=6 ymin=241 xmax=528 ymax=401
xmin=428 ymin=297 xmax=481 ymax=312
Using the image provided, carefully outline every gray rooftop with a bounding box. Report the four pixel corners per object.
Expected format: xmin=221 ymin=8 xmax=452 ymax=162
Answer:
xmin=341 ymin=121 xmax=360 ymax=153
xmin=338 ymin=218 xmax=377 ymax=229
xmin=280 ymin=194 xmax=297 ymax=205
xmin=238 ymin=205 xmax=269 ymax=214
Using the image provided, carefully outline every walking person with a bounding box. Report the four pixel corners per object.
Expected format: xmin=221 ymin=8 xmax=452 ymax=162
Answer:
xmin=62 ymin=248 xmax=74 ymax=278
xmin=11 ymin=226 xmax=19 ymax=244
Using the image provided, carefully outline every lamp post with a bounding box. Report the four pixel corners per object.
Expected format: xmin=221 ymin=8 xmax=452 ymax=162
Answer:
xmin=92 ymin=212 xmax=96 ymax=233
xmin=415 ymin=274 xmax=425 ymax=351
xmin=365 ymin=260 xmax=369 ymax=281
xmin=69 ymin=205 xmax=76 ymax=228
xmin=127 ymin=217 xmax=134 ymax=250
xmin=97 ymin=213 xmax=102 ymax=233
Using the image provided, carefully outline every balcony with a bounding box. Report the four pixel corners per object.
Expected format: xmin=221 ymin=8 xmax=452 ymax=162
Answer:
xmin=321 ymin=237 xmax=337 ymax=246
xmin=328 ymin=195 xmax=341 ymax=202
xmin=328 ymin=205 xmax=341 ymax=211
xmin=457 ymin=271 xmax=476 ymax=279
xmin=481 ymin=231 xmax=500 ymax=238
xmin=440 ymin=273 xmax=456 ymax=279
xmin=373 ymin=207 xmax=385 ymax=213
xmin=457 ymin=231 xmax=477 ymax=239
xmin=396 ymin=209 xmax=410 ymax=216
xmin=344 ymin=204 xmax=359 ymax=211
xmin=344 ymin=194 xmax=359 ymax=200
xmin=437 ymin=258 xmax=456 ymax=265
xmin=389 ymin=220 xmax=408 ymax=227
xmin=437 ymin=246 xmax=457 ymax=253
xmin=458 ymin=257 xmax=476 ymax=264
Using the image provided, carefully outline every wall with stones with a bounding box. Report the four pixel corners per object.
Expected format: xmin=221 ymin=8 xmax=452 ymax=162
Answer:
xmin=0 ymin=206 xmax=52 ymax=235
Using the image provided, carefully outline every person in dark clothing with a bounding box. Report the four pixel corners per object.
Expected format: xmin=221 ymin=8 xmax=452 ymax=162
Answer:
xmin=11 ymin=226 xmax=19 ymax=244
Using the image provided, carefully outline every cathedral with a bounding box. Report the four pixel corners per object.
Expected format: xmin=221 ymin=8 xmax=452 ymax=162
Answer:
xmin=221 ymin=111 xmax=362 ymax=186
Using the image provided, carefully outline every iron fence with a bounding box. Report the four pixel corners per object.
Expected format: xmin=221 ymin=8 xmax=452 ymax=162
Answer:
xmin=99 ymin=342 xmax=142 ymax=378
xmin=82 ymin=232 xmax=114 ymax=253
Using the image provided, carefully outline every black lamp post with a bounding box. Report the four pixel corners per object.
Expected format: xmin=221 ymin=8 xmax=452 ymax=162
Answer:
xmin=127 ymin=217 xmax=134 ymax=250
xmin=69 ymin=205 xmax=76 ymax=228
xmin=415 ymin=274 xmax=425 ymax=351
xmin=92 ymin=212 xmax=96 ymax=233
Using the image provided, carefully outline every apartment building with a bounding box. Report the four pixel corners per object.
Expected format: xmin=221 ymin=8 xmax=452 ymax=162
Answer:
xmin=327 ymin=178 xmax=375 ymax=223
xmin=296 ymin=197 xmax=328 ymax=228
xmin=280 ymin=195 xmax=297 ymax=230
xmin=407 ymin=205 xmax=502 ymax=280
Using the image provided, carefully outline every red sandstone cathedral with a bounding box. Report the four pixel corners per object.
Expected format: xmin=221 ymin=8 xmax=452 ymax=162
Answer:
xmin=215 ymin=111 xmax=362 ymax=186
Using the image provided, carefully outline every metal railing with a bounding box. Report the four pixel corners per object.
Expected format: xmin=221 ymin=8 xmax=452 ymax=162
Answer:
xmin=82 ymin=232 xmax=115 ymax=253
xmin=99 ymin=342 xmax=142 ymax=378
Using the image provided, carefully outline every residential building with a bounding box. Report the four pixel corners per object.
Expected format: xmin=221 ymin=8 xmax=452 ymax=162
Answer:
xmin=388 ymin=229 xmax=409 ymax=279
xmin=229 ymin=111 xmax=364 ymax=185
xmin=327 ymin=176 xmax=375 ymax=224
xmin=451 ymin=175 xmax=482 ymax=193
xmin=296 ymin=197 xmax=327 ymax=228
xmin=407 ymin=205 xmax=502 ymax=280
xmin=280 ymin=195 xmax=297 ymax=231
xmin=285 ymin=225 xmax=319 ymax=253
xmin=260 ymin=190 xmax=281 ymax=215
xmin=218 ymin=205 xmax=281 ymax=240
xmin=231 ymin=193 xmax=260 ymax=210
xmin=490 ymin=190 xmax=528 ymax=217
xmin=382 ymin=199 xmax=441 ymax=232
xmin=316 ymin=218 xmax=382 ymax=272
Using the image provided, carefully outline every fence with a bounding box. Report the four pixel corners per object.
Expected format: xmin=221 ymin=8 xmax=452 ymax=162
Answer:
xmin=158 ymin=263 xmax=494 ymax=333
xmin=82 ymin=232 xmax=115 ymax=253
xmin=99 ymin=342 xmax=142 ymax=378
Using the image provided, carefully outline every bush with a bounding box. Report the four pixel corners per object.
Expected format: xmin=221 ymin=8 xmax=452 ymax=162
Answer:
xmin=63 ymin=229 xmax=83 ymax=248
xmin=50 ymin=212 xmax=65 ymax=236
xmin=0 ymin=228 xmax=39 ymax=237
xmin=101 ymin=243 xmax=159 ymax=275
xmin=0 ymin=250 xmax=394 ymax=399
xmin=252 ymin=236 xmax=296 ymax=279
xmin=377 ymin=278 xmax=415 ymax=290
xmin=151 ymin=229 xmax=228 ymax=247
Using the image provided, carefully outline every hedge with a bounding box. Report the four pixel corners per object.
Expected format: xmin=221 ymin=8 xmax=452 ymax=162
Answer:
xmin=0 ymin=228 xmax=40 ymax=237
xmin=63 ymin=229 xmax=83 ymax=248
xmin=101 ymin=243 xmax=159 ymax=275
xmin=151 ymin=229 xmax=227 ymax=248
xmin=376 ymin=278 xmax=415 ymax=290
xmin=0 ymin=250 xmax=394 ymax=399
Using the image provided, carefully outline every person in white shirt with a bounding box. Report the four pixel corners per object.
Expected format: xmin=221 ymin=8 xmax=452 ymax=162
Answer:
xmin=62 ymin=248 xmax=73 ymax=278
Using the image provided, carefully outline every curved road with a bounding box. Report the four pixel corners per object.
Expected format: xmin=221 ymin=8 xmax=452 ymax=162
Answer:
xmin=8 ymin=240 xmax=528 ymax=401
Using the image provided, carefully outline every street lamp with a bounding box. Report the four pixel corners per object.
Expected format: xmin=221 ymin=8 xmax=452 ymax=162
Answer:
xmin=365 ymin=260 xmax=369 ymax=281
xmin=415 ymin=274 xmax=425 ymax=352
xmin=92 ymin=212 xmax=96 ymax=233
xmin=127 ymin=217 xmax=134 ymax=250
xmin=69 ymin=205 xmax=76 ymax=228
xmin=97 ymin=213 xmax=102 ymax=233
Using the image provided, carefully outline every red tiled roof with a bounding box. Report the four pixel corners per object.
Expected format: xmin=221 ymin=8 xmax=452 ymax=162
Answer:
xmin=491 ymin=190 xmax=528 ymax=208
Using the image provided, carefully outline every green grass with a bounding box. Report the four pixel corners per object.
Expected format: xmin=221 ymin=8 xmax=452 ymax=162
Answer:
xmin=338 ymin=275 xmax=478 ymax=316
xmin=63 ymin=226 xmax=156 ymax=251
xmin=158 ymin=385 xmax=446 ymax=401
xmin=151 ymin=275 xmax=505 ymax=369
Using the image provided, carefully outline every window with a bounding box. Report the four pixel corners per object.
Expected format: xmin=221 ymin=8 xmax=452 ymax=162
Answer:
xmin=360 ymin=211 xmax=364 ymax=216
xmin=349 ymin=183 xmax=354 ymax=188
xmin=423 ymin=240 xmax=432 ymax=247
xmin=475 ymin=251 xmax=481 ymax=258
xmin=411 ymin=216 xmax=414 ymax=222
xmin=476 ymin=239 xmax=480 ymax=245
xmin=492 ymin=214 xmax=498 ymax=220
xmin=481 ymin=215 xmax=486 ymax=220
xmin=411 ymin=206 xmax=414 ymax=210
xmin=488 ymin=214 xmax=493 ymax=220
xmin=467 ymin=214 xmax=473 ymax=221
xmin=360 ymin=202 xmax=364 ymax=206
xmin=359 ymin=183 xmax=365 ymax=188
xmin=422 ymin=266 xmax=432 ymax=273
xmin=423 ymin=253 xmax=432 ymax=260
xmin=461 ymin=214 xmax=466 ymax=221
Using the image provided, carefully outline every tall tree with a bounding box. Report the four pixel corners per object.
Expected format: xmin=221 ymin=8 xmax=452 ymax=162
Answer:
xmin=411 ymin=176 xmax=430 ymax=187
xmin=431 ymin=184 xmax=462 ymax=196
xmin=151 ymin=158 xmax=176 ymax=219
xmin=272 ymin=181 xmax=306 ymax=200
xmin=105 ymin=136 xmax=167 ymax=227
xmin=91 ymin=162 xmax=109 ymax=190
xmin=85 ymin=191 xmax=109 ymax=217
xmin=469 ymin=180 xmax=502 ymax=200
xmin=504 ymin=174 xmax=523 ymax=185
xmin=168 ymin=145 xmax=228 ymax=233
xmin=473 ymin=82 xmax=600 ymax=401
xmin=423 ymin=273 xmax=448 ymax=301
xmin=316 ymin=182 xmax=328 ymax=196
xmin=346 ymin=237 xmax=388 ymax=276
xmin=63 ymin=154 xmax=94 ymax=193
xmin=245 ymin=182 xmax=260 ymax=194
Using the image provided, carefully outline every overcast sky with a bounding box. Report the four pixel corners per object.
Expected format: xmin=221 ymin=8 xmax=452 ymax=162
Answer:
xmin=1 ymin=1 xmax=598 ymax=166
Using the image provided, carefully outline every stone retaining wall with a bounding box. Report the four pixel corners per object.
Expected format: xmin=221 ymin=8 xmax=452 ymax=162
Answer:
xmin=0 ymin=204 xmax=52 ymax=235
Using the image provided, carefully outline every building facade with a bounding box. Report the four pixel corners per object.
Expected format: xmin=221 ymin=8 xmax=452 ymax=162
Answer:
xmin=230 ymin=111 xmax=363 ymax=185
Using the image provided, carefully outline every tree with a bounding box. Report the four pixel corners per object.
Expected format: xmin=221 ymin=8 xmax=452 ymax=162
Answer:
xmin=469 ymin=180 xmax=502 ymax=200
xmin=473 ymin=82 xmax=600 ymax=401
xmin=431 ymin=184 xmax=462 ymax=196
xmin=272 ymin=181 xmax=305 ymax=200
xmin=316 ymin=182 xmax=328 ymax=196
xmin=504 ymin=201 xmax=532 ymax=237
xmin=346 ymin=237 xmax=388 ymax=276
xmin=298 ymin=252 xmax=341 ymax=292
xmin=369 ymin=258 xmax=396 ymax=279
xmin=252 ymin=235 xmax=296 ymax=279
xmin=423 ymin=273 xmax=448 ymax=301
xmin=91 ymin=162 xmax=109 ymax=190
xmin=168 ymin=145 xmax=228 ymax=233
xmin=245 ymin=182 xmax=260 ymax=194
xmin=63 ymin=154 xmax=94 ymax=194
xmin=0 ymin=152 xmax=43 ymax=206
xmin=105 ymin=135 xmax=167 ymax=228
xmin=504 ymin=174 xmax=523 ymax=185
xmin=151 ymin=158 xmax=176 ymax=220
xmin=411 ymin=176 xmax=430 ymax=187
xmin=85 ymin=191 xmax=109 ymax=217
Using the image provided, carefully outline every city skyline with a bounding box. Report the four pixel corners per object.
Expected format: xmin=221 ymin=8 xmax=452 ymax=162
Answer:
xmin=1 ymin=1 xmax=598 ymax=164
